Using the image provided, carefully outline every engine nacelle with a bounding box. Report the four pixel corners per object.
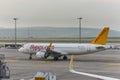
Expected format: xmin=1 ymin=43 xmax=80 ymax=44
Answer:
xmin=36 ymin=51 xmax=46 ymax=58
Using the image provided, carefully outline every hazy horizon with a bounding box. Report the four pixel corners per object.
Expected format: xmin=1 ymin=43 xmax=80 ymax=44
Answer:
xmin=0 ymin=27 xmax=119 ymax=39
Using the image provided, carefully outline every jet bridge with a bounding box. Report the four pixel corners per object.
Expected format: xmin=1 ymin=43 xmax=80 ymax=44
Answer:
xmin=0 ymin=54 xmax=10 ymax=80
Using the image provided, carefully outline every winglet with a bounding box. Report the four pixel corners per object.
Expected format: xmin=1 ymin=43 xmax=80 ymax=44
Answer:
xmin=69 ymin=55 xmax=74 ymax=70
xmin=47 ymin=42 xmax=52 ymax=50
xmin=91 ymin=27 xmax=109 ymax=45
xmin=44 ymin=42 xmax=53 ymax=58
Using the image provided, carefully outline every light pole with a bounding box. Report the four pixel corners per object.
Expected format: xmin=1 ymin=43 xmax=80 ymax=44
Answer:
xmin=78 ymin=17 xmax=82 ymax=43
xmin=13 ymin=18 xmax=18 ymax=48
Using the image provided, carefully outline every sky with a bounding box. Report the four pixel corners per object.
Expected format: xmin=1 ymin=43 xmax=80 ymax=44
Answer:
xmin=0 ymin=0 xmax=120 ymax=31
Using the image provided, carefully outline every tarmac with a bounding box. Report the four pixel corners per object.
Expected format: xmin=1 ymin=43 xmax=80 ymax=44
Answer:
xmin=0 ymin=48 xmax=120 ymax=80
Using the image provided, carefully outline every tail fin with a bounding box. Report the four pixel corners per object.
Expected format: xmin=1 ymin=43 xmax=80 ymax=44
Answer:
xmin=69 ymin=55 xmax=74 ymax=70
xmin=91 ymin=27 xmax=109 ymax=45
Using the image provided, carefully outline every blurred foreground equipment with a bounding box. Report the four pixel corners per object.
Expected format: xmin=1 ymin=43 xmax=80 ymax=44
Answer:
xmin=31 ymin=72 xmax=56 ymax=80
xmin=0 ymin=54 xmax=10 ymax=80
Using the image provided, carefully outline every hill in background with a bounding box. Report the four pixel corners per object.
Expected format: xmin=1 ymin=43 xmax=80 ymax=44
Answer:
xmin=0 ymin=27 xmax=120 ymax=39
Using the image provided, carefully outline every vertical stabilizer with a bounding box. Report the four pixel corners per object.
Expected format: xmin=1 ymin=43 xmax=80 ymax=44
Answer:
xmin=91 ymin=27 xmax=109 ymax=45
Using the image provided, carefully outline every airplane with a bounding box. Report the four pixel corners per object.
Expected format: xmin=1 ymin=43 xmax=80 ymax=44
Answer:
xmin=69 ymin=55 xmax=120 ymax=80
xmin=18 ymin=27 xmax=110 ymax=60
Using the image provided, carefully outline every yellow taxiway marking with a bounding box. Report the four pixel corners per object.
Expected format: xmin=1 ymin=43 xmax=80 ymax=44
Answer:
xmin=106 ymin=63 xmax=120 ymax=66
xmin=36 ymin=60 xmax=54 ymax=63
xmin=5 ymin=60 xmax=18 ymax=62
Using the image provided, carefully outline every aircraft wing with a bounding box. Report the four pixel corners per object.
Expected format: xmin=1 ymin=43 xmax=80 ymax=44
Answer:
xmin=46 ymin=42 xmax=68 ymax=57
xmin=49 ymin=49 xmax=68 ymax=57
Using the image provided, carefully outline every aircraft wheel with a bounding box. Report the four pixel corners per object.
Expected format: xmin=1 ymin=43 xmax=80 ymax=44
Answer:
xmin=54 ymin=57 xmax=58 ymax=61
xmin=63 ymin=56 xmax=67 ymax=60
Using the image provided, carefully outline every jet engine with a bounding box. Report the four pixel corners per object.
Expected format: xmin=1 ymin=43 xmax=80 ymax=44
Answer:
xmin=36 ymin=51 xmax=46 ymax=58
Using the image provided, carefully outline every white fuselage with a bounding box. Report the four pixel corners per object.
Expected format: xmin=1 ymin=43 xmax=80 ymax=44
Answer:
xmin=19 ymin=43 xmax=106 ymax=55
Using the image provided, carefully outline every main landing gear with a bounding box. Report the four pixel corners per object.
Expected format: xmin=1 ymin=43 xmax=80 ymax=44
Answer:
xmin=63 ymin=56 xmax=67 ymax=60
xmin=53 ymin=56 xmax=68 ymax=61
